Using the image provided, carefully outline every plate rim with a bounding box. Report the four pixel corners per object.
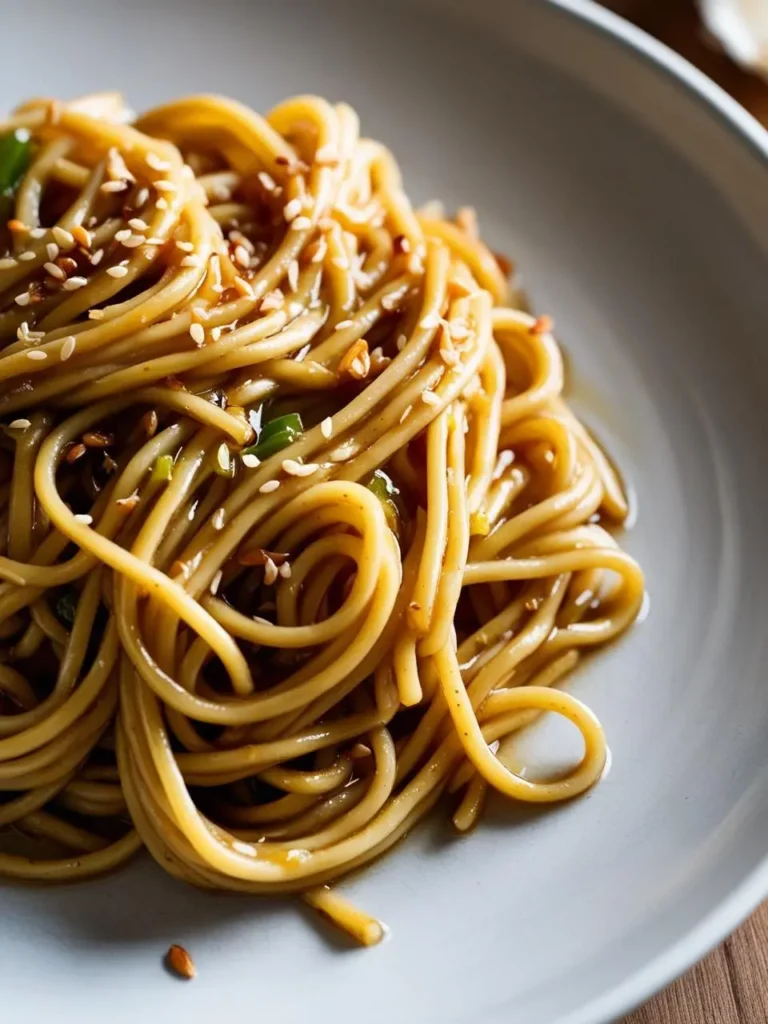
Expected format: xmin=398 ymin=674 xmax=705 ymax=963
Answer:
xmin=538 ymin=2 xmax=768 ymax=1021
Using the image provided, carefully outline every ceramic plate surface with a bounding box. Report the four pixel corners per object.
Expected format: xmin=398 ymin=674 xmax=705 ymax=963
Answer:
xmin=4 ymin=1 xmax=768 ymax=1022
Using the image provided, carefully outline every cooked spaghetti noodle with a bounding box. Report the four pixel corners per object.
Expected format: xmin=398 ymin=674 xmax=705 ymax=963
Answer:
xmin=0 ymin=92 xmax=644 ymax=942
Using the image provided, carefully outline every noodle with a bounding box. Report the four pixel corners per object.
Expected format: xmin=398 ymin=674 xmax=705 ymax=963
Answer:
xmin=0 ymin=92 xmax=644 ymax=944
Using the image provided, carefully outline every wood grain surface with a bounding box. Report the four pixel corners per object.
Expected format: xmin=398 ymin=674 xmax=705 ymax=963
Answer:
xmin=601 ymin=2 xmax=768 ymax=1020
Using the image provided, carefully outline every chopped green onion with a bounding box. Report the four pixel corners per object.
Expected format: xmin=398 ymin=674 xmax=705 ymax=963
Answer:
xmin=367 ymin=469 xmax=400 ymax=534
xmin=0 ymin=130 xmax=31 ymax=218
xmin=243 ymin=412 xmax=304 ymax=461
xmin=151 ymin=454 xmax=174 ymax=482
xmin=53 ymin=586 xmax=78 ymax=628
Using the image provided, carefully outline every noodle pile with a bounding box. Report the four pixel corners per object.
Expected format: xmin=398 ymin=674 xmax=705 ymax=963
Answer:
xmin=0 ymin=92 xmax=644 ymax=943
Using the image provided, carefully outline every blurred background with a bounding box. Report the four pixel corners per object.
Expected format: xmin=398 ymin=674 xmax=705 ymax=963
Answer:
xmin=604 ymin=0 xmax=768 ymax=123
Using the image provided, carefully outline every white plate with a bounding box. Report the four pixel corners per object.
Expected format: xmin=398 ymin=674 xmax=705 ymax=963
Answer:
xmin=4 ymin=1 xmax=768 ymax=1021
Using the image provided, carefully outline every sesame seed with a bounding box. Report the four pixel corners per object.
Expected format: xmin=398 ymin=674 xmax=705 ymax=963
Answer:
xmin=182 ymin=165 xmax=194 ymax=179
xmin=175 ymin=241 xmax=194 ymax=252
xmin=14 ymin=293 xmax=31 ymax=306
xmin=399 ymin=404 xmax=413 ymax=423
xmin=17 ymin=322 xmax=43 ymax=343
xmin=52 ymin=226 xmax=74 ymax=248
xmin=242 ymin=453 xmax=260 ymax=468
xmin=26 ymin=350 xmax=47 ymax=360
xmin=334 ymin=319 xmax=353 ymax=330
xmin=396 ymin=334 xmax=408 ymax=351
xmin=73 ymin=513 xmax=93 ymax=525
xmin=129 ymin=217 xmax=148 ymax=231
xmin=263 ymin=556 xmax=278 ymax=586
xmin=134 ymin=187 xmax=149 ymax=207
xmin=46 ymin=243 xmax=59 ymax=261
xmin=29 ymin=227 xmax=47 ymax=239
xmin=156 ymin=197 xmax=169 ymax=210
xmin=90 ymin=249 xmax=104 ymax=265
xmin=421 ymin=390 xmax=439 ymax=406
xmin=310 ymin=238 xmax=327 ymax=262
xmin=209 ymin=570 xmax=223 ymax=595
xmin=331 ymin=256 xmax=349 ymax=270
xmin=107 ymin=266 xmax=129 ymax=278
xmin=121 ymin=234 xmax=146 ymax=248
xmin=258 ymin=479 xmax=280 ymax=494
xmin=115 ymin=229 xmax=131 ymax=242
xmin=0 ymin=257 xmax=17 ymax=269
xmin=181 ymin=255 xmax=201 ymax=267
xmin=189 ymin=322 xmax=205 ymax=346
xmin=60 ymin=336 xmax=76 ymax=361
xmin=278 ymin=561 xmax=292 ymax=578
xmin=153 ymin=180 xmax=177 ymax=193
xmin=233 ymin=244 xmax=250 ymax=268
xmin=146 ymin=152 xmax=171 ymax=172
xmin=381 ymin=292 xmax=401 ymax=311
xmin=210 ymin=326 xmax=222 ymax=342
xmin=287 ymin=259 xmax=299 ymax=292
xmin=44 ymin=261 xmax=66 ymax=280
xmin=8 ymin=418 xmax=31 ymax=429
xmin=283 ymin=198 xmax=302 ymax=221
xmin=291 ymin=216 xmax=312 ymax=230
xmin=7 ymin=220 xmax=26 ymax=233
xmin=258 ymin=171 xmax=277 ymax=192
xmin=420 ymin=312 xmax=441 ymax=330
xmin=72 ymin=225 xmax=91 ymax=248
xmin=212 ymin=507 xmax=226 ymax=530
xmin=145 ymin=237 xmax=163 ymax=246
xmin=217 ymin=443 xmax=231 ymax=472
xmin=88 ymin=309 xmax=106 ymax=319
xmin=320 ymin=417 xmax=332 ymax=438
xmin=62 ymin=276 xmax=88 ymax=290
xmin=282 ymin=459 xmax=318 ymax=477
xmin=101 ymin=180 xmax=128 ymax=193
xmin=234 ymin=276 xmax=255 ymax=299
xmin=18 ymin=250 xmax=36 ymax=261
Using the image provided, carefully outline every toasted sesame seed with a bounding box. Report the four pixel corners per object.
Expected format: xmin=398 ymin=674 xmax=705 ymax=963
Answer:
xmin=101 ymin=180 xmax=128 ymax=193
xmin=73 ymin=513 xmax=93 ymax=525
xmin=181 ymin=254 xmax=201 ymax=267
xmin=107 ymin=266 xmax=129 ymax=278
xmin=153 ymin=180 xmax=177 ymax=193
xmin=62 ymin=276 xmax=88 ymax=291
xmin=46 ymin=242 xmax=59 ymax=261
xmin=29 ymin=227 xmax=46 ymax=239
xmin=44 ymin=261 xmax=66 ymax=280
xmin=209 ymin=570 xmax=223 ymax=595
xmin=14 ymin=293 xmax=31 ymax=306
xmin=242 ymin=453 xmax=260 ymax=468
xmin=258 ymin=479 xmax=280 ymax=494
xmin=175 ymin=240 xmax=194 ymax=252
xmin=217 ymin=443 xmax=231 ymax=472
xmin=0 ymin=257 xmax=17 ymax=269
xmin=129 ymin=217 xmax=149 ymax=231
xmin=146 ymin=152 xmax=171 ymax=172
xmin=72 ymin=225 xmax=91 ymax=248
xmin=60 ymin=336 xmax=76 ymax=361
xmin=320 ymin=417 xmax=332 ymax=439
xmin=156 ymin=197 xmax=169 ymax=210
xmin=234 ymin=276 xmax=255 ymax=299
xmin=18 ymin=250 xmax=36 ymax=261
xmin=278 ymin=561 xmax=292 ymax=579
xmin=90 ymin=248 xmax=104 ymax=265
xmin=189 ymin=323 xmax=205 ymax=346
xmin=399 ymin=404 xmax=413 ymax=423
xmin=8 ymin=418 xmax=31 ymax=429
xmin=52 ymin=226 xmax=74 ymax=248
xmin=287 ymin=259 xmax=299 ymax=292
xmin=7 ymin=220 xmax=26 ymax=233
xmin=88 ymin=309 xmax=106 ymax=319
xmin=283 ymin=198 xmax=302 ymax=222
xmin=26 ymin=349 xmax=47 ymax=360
xmin=212 ymin=507 xmax=226 ymax=530
xmin=258 ymin=171 xmax=277 ymax=192
xmin=291 ymin=216 xmax=312 ymax=231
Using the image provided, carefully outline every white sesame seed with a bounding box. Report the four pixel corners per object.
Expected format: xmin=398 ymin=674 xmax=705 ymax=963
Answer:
xmin=145 ymin=237 xmax=164 ymax=246
xmin=182 ymin=165 xmax=194 ymax=179
xmin=0 ymin=257 xmax=17 ymax=269
xmin=8 ymin=418 xmax=31 ymax=429
xmin=209 ymin=570 xmax=223 ymax=595
xmin=135 ymin=187 xmax=150 ymax=207
xmin=18 ymin=250 xmax=36 ymax=262
xmin=381 ymin=292 xmax=401 ymax=311
xmin=88 ymin=309 xmax=106 ymax=319
xmin=233 ymin=244 xmax=250 ymax=268
xmin=320 ymin=416 xmax=332 ymax=439
xmin=283 ymin=198 xmax=302 ymax=222
xmin=278 ymin=561 xmax=292 ymax=578
xmin=291 ymin=216 xmax=312 ymax=230
xmin=107 ymin=266 xmax=129 ymax=278
xmin=310 ymin=239 xmax=327 ymax=263
xmin=114 ymin=229 xmax=131 ymax=242
xmin=153 ymin=180 xmax=177 ymax=193
xmin=242 ymin=453 xmax=260 ymax=468
xmin=101 ymin=180 xmax=128 ymax=193
xmin=46 ymin=242 xmax=59 ymax=261
xmin=217 ymin=443 xmax=231 ymax=472
xmin=421 ymin=390 xmax=440 ymax=406
xmin=212 ymin=507 xmax=226 ymax=530
xmin=146 ymin=152 xmax=171 ymax=172
xmin=189 ymin=322 xmax=205 ymax=346
xmin=62 ymin=276 xmax=88 ymax=291
xmin=156 ymin=197 xmax=169 ymax=210
xmin=258 ymin=479 xmax=280 ymax=494
xmin=175 ymin=240 xmax=194 ymax=252
xmin=44 ymin=261 xmax=66 ymax=280
xmin=29 ymin=227 xmax=47 ymax=240
xmin=287 ymin=259 xmax=299 ymax=292
xmin=334 ymin=319 xmax=353 ymax=330
xmin=52 ymin=226 xmax=74 ymax=247
xmin=181 ymin=255 xmax=202 ymax=267
xmin=121 ymin=234 xmax=146 ymax=248
xmin=211 ymin=184 xmax=232 ymax=202
xmin=129 ymin=217 xmax=148 ymax=231
xmin=420 ymin=312 xmax=441 ymax=330
xmin=210 ymin=326 xmax=222 ymax=342
xmin=287 ymin=300 xmax=303 ymax=318
xmin=282 ymin=459 xmax=319 ymax=477
xmin=263 ymin=556 xmax=278 ymax=586
xmin=234 ymin=276 xmax=255 ymax=299
xmin=90 ymin=248 xmax=104 ymax=265
xmin=60 ymin=336 xmax=76 ymax=361
xmin=258 ymin=171 xmax=277 ymax=192
xmin=26 ymin=349 xmax=47 ymax=360
xmin=14 ymin=293 xmax=31 ymax=306
xmin=74 ymin=513 xmax=93 ymax=525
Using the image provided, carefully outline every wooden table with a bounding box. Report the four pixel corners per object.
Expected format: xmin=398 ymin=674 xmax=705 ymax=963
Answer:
xmin=601 ymin=2 xmax=768 ymax=1019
